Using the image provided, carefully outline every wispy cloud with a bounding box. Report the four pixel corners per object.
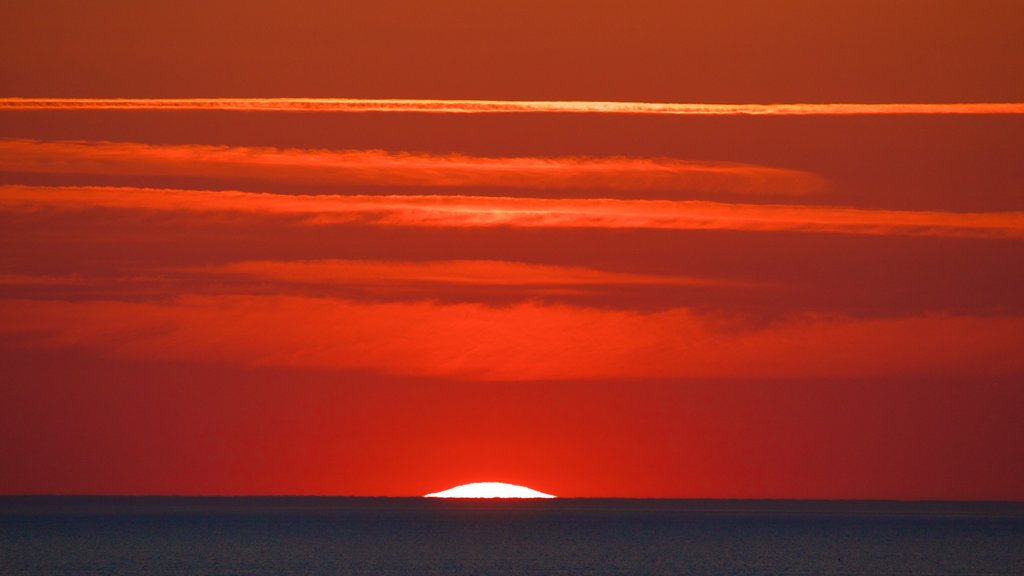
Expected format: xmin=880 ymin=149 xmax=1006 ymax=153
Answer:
xmin=193 ymin=259 xmax=742 ymax=289
xmin=0 ymin=274 xmax=88 ymax=286
xmin=0 ymin=260 xmax=749 ymax=305
xmin=2 ymin=295 xmax=1022 ymax=380
xmin=3 ymin=185 xmax=1022 ymax=239
xmin=1 ymin=98 xmax=1022 ymax=115
xmin=0 ymin=139 xmax=825 ymax=197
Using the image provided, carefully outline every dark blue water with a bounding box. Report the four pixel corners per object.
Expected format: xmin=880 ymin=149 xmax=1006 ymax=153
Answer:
xmin=2 ymin=497 xmax=1022 ymax=575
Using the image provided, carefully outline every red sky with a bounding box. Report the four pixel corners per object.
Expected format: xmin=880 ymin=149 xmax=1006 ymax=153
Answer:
xmin=1 ymin=1 xmax=1023 ymax=499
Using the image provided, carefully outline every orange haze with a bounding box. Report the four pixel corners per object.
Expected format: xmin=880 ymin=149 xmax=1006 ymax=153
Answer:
xmin=1 ymin=0 xmax=1023 ymax=499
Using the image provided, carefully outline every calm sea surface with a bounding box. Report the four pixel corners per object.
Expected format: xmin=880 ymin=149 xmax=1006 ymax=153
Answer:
xmin=2 ymin=497 xmax=1022 ymax=575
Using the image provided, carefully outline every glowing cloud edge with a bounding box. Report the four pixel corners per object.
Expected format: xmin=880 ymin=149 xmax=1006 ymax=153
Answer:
xmin=424 ymin=482 xmax=557 ymax=499
xmin=1 ymin=98 xmax=1022 ymax=115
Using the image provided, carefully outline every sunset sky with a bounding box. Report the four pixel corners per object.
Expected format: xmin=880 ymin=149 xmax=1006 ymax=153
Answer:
xmin=1 ymin=1 xmax=1023 ymax=499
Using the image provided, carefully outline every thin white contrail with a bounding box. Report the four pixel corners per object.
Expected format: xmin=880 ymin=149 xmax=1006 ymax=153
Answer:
xmin=1 ymin=98 xmax=1022 ymax=115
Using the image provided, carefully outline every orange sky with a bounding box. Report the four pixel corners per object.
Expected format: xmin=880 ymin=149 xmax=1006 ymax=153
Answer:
xmin=1 ymin=1 xmax=1023 ymax=499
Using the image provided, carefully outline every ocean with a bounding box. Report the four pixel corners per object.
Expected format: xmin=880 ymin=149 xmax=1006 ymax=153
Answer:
xmin=2 ymin=497 xmax=1022 ymax=575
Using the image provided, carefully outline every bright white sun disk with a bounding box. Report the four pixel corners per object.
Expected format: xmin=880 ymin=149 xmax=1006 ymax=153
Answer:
xmin=424 ymin=482 xmax=556 ymax=498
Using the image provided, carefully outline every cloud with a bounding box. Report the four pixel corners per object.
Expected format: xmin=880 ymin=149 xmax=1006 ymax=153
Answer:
xmin=0 ymin=139 xmax=825 ymax=197
xmin=1 ymin=98 xmax=1022 ymax=115
xmin=190 ymin=259 xmax=745 ymax=289
xmin=0 ymin=259 xmax=757 ymax=309
xmin=2 ymin=185 xmax=1022 ymax=239
xmin=0 ymin=274 xmax=87 ymax=286
xmin=2 ymin=295 xmax=1022 ymax=380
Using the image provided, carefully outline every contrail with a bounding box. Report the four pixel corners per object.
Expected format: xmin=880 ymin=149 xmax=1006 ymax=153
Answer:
xmin=1 ymin=98 xmax=1022 ymax=115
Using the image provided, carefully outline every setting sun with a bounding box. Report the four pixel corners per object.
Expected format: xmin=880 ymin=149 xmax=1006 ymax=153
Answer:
xmin=424 ymin=482 xmax=556 ymax=499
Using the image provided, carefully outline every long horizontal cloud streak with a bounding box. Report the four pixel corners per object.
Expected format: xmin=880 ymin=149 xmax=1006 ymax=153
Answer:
xmin=0 ymin=139 xmax=823 ymax=196
xmin=2 ymin=296 xmax=1022 ymax=380
xmin=197 ymin=260 xmax=743 ymax=288
xmin=1 ymin=98 xmax=1022 ymax=115
xmin=2 ymin=185 xmax=1022 ymax=239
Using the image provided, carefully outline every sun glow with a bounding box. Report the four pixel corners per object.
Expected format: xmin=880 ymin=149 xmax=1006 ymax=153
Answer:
xmin=424 ymin=482 xmax=556 ymax=499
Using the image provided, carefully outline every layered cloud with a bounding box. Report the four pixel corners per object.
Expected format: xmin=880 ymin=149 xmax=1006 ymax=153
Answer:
xmin=0 ymin=274 xmax=89 ymax=286
xmin=0 ymin=139 xmax=825 ymax=197
xmin=2 ymin=295 xmax=1022 ymax=381
xmin=2 ymin=98 xmax=1023 ymax=115
xmin=188 ymin=259 xmax=745 ymax=289
xmin=2 ymin=184 xmax=1022 ymax=239
xmin=0 ymin=258 xmax=757 ymax=311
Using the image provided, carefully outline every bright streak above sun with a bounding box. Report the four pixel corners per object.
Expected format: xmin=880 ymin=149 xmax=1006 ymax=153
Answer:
xmin=424 ymin=482 xmax=556 ymax=499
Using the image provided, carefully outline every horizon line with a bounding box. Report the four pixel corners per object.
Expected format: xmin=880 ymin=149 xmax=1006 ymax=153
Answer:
xmin=1 ymin=98 xmax=1023 ymax=115
xmin=1 ymin=494 xmax=1023 ymax=503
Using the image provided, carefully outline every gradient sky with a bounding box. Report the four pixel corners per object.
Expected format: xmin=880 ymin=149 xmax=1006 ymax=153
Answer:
xmin=1 ymin=1 xmax=1023 ymax=499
